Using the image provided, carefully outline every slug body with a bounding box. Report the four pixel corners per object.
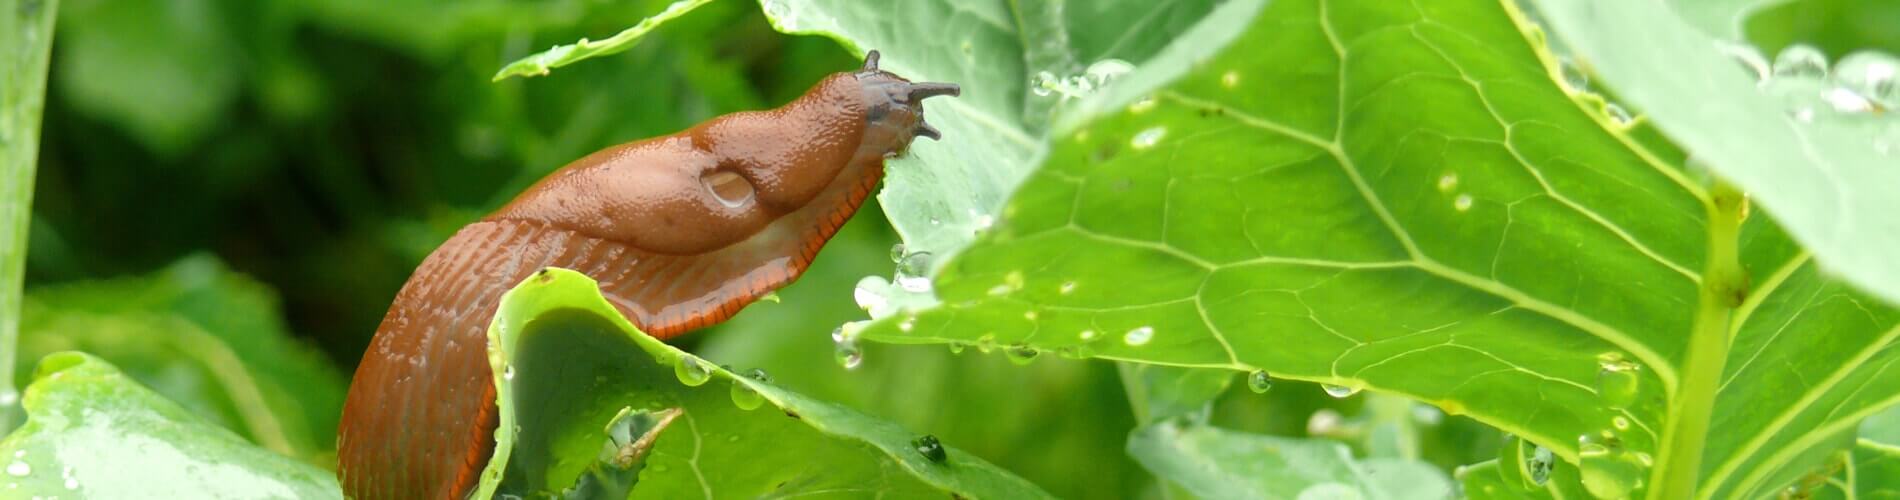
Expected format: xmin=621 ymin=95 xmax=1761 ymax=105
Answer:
xmin=336 ymin=53 xmax=956 ymax=500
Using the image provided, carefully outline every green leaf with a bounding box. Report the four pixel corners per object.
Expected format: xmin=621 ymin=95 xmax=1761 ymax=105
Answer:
xmin=1126 ymin=420 xmax=1451 ymax=499
xmin=832 ymin=0 xmax=1900 ymax=497
xmin=469 ymin=268 xmax=1051 ymax=498
xmin=55 ymin=0 xmax=241 ymax=155
xmin=695 ymin=214 xmax=1154 ymax=499
xmin=1526 ymin=0 xmax=1900 ymax=306
xmin=16 ymin=255 xmax=348 ymax=465
xmin=0 ymin=352 xmax=340 ymax=498
xmin=0 ymin=0 xmax=58 ymax=437
xmin=491 ymin=0 xmax=718 ymax=81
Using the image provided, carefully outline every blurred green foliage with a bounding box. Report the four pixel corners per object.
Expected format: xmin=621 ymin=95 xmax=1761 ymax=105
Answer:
xmin=11 ymin=0 xmax=1900 ymax=497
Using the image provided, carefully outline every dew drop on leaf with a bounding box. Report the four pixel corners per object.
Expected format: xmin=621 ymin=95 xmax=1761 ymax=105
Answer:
xmin=1131 ymin=127 xmax=1167 ymax=150
xmin=888 ymin=243 xmax=906 ymax=263
xmin=1596 ymin=352 xmax=1642 ymax=410
xmin=1717 ymin=41 xmax=1771 ymax=83
xmin=1246 ymin=370 xmax=1273 ymax=393
xmin=1832 ymin=50 xmax=1899 ymax=107
xmin=895 ymin=252 xmax=934 ymax=292
xmin=1559 ymin=56 xmax=1589 ymax=91
xmin=1030 ymin=71 xmax=1058 ymax=97
xmin=1123 ymin=326 xmax=1154 ymax=346
xmin=1604 ymin=102 xmax=1633 ymax=126
xmin=947 ymin=343 xmax=966 ymax=354
xmin=1578 ymin=433 xmax=1645 ymax=499
xmin=1454 ymin=194 xmax=1474 ymax=212
xmin=1527 ymin=445 xmax=1554 ymax=486
xmin=4 ymin=461 xmax=26 ymax=477
xmin=1437 ymin=173 xmax=1458 ymax=192
xmin=1084 ymin=59 xmax=1135 ymax=87
xmin=674 ymin=356 xmax=712 ymax=387
xmin=834 ymin=340 xmax=863 ymax=370
xmin=746 ymin=368 xmax=771 ymax=383
xmin=729 ymin=380 xmax=764 ymax=411
xmin=1005 ymin=343 xmax=1040 ymax=365
xmin=502 ymin=365 xmax=515 ymax=381
xmin=1772 ymin=44 xmax=1830 ymax=79
xmin=912 ymin=435 xmax=947 ymax=463
xmin=853 ymin=278 xmax=889 ymax=312
xmin=975 ymin=333 xmax=997 ymax=353
xmin=1321 ymin=384 xmax=1359 ymax=398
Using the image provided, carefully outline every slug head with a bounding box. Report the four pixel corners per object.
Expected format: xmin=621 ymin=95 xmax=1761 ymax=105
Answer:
xmin=491 ymin=50 xmax=959 ymax=256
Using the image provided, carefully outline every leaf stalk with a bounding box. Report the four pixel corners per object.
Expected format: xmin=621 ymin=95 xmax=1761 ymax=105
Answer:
xmin=1648 ymin=180 xmax=1747 ymax=499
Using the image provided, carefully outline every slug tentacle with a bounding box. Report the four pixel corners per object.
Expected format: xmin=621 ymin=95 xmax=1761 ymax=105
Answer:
xmin=338 ymin=50 xmax=958 ymax=499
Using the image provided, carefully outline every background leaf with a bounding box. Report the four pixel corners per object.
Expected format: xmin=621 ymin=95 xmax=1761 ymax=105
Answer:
xmin=473 ymin=268 xmax=1051 ymax=498
xmin=15 ymin=254 xmax=348 ymax=465
xmin=1127 ymin=420 xmax=1452 ymax=500
xmin=0 ymin=352 xmax=340 ymax=498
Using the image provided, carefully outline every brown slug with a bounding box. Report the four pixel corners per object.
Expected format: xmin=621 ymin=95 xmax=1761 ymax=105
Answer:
xmin=335 ymin=51 xmax=957 ymax=500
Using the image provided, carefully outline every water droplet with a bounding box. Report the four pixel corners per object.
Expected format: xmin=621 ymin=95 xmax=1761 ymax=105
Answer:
xmin=1022 ymin=310 xmax=1039 ymax=321
xmin=1221 ymin=71 xmax=1241 ymax=88
xmin=948 ymin=343 xmax=966 ymax=354
xmin=975 ymin=333 xmax=997 ymax=353
xmin=1123 ymin=326 xmax=1154 ymax=346
xmin=1246 ymin=370 xmax=1273 ymax=393
xmin=746 ymin=368 xmax=772 ymax=383
xmin=502 ymin=365 xmax=516 ymax=381
xmin=912 ymin=435 xmax=947 ymax=463
xmin=1833 ymin=50 xmax=1899 ymax=107
xmin=1005 ymin=343 xmax=1040 ymax=365
xmin=729 ymin=381 xmax=764 ymax=411
xmin=1128 ymin=96 xmax=1158 ymax=114
xmin=1437 ymin=173 xmax=1458 ymax=192
xmin=674 ymin=356 xmax=712 ymax=386
xmin=1031 ymin=71 xmax=1058 ymax=97
xmin=1772 ymin=44 xmax=1829 ymax=79
xmin=889 ymin=243 xmax=907 ymax=263
xmin=1322 ymin=384 xmax=1360 ymax=398
xmin=1717 ymin=41 xmax=1771 ymax=82
xmin=1454 ymin=194 xmax=1474 ymax=212
xmin=1822 ymin=86 xmax=1875 ymax=113
xmin=830 ymin=325 xmax=848 ymax=343
xmin=1412 ymin=404 xmax=1445 ymax=425
xmin=834 ymin=340 xmax=863 ymax=370
xmin=1528 ymin=445 xmax=1555 ymax=486
xmin=1058 ymin=281 xmax=1077 ymax=294
xmin=1578 ymin=433 xmax=1645 ymax=499
xmin=854 ymin=278 xmax=889 ymax=312
xmin=898 ymin=315 xmax=917 ymax=332
xmin=1307 ymin=409 xmax=1344 ymax=435
xmin=1596 ymin=352 xmax=1642 ymax=410
xmin=1084 ymin=59 xmax=1135 ymax=87
xmin=5 ymin=462 xmax=27 ymax=477
xmin=1611 ymin=415 xmax=1631 ymax=431
xmin=702 ymin=170 xmax=756 ymax=208
xmin=1604 ymin=102 xmax=1633 ymax=125
xmin=1079 ymin=330 xmax=1099 ymax=341
xmin=1559 ymin=56 xmax=1589 ymax=91
xmin=895 ymin=252 xmax=934 ymax=292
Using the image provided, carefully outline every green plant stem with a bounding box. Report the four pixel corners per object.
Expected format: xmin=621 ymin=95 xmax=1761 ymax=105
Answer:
xmin=1 ymin=0 xmax=61 ymax=437
xmin=1649 ymin=180 xmax=1747 ymax=500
